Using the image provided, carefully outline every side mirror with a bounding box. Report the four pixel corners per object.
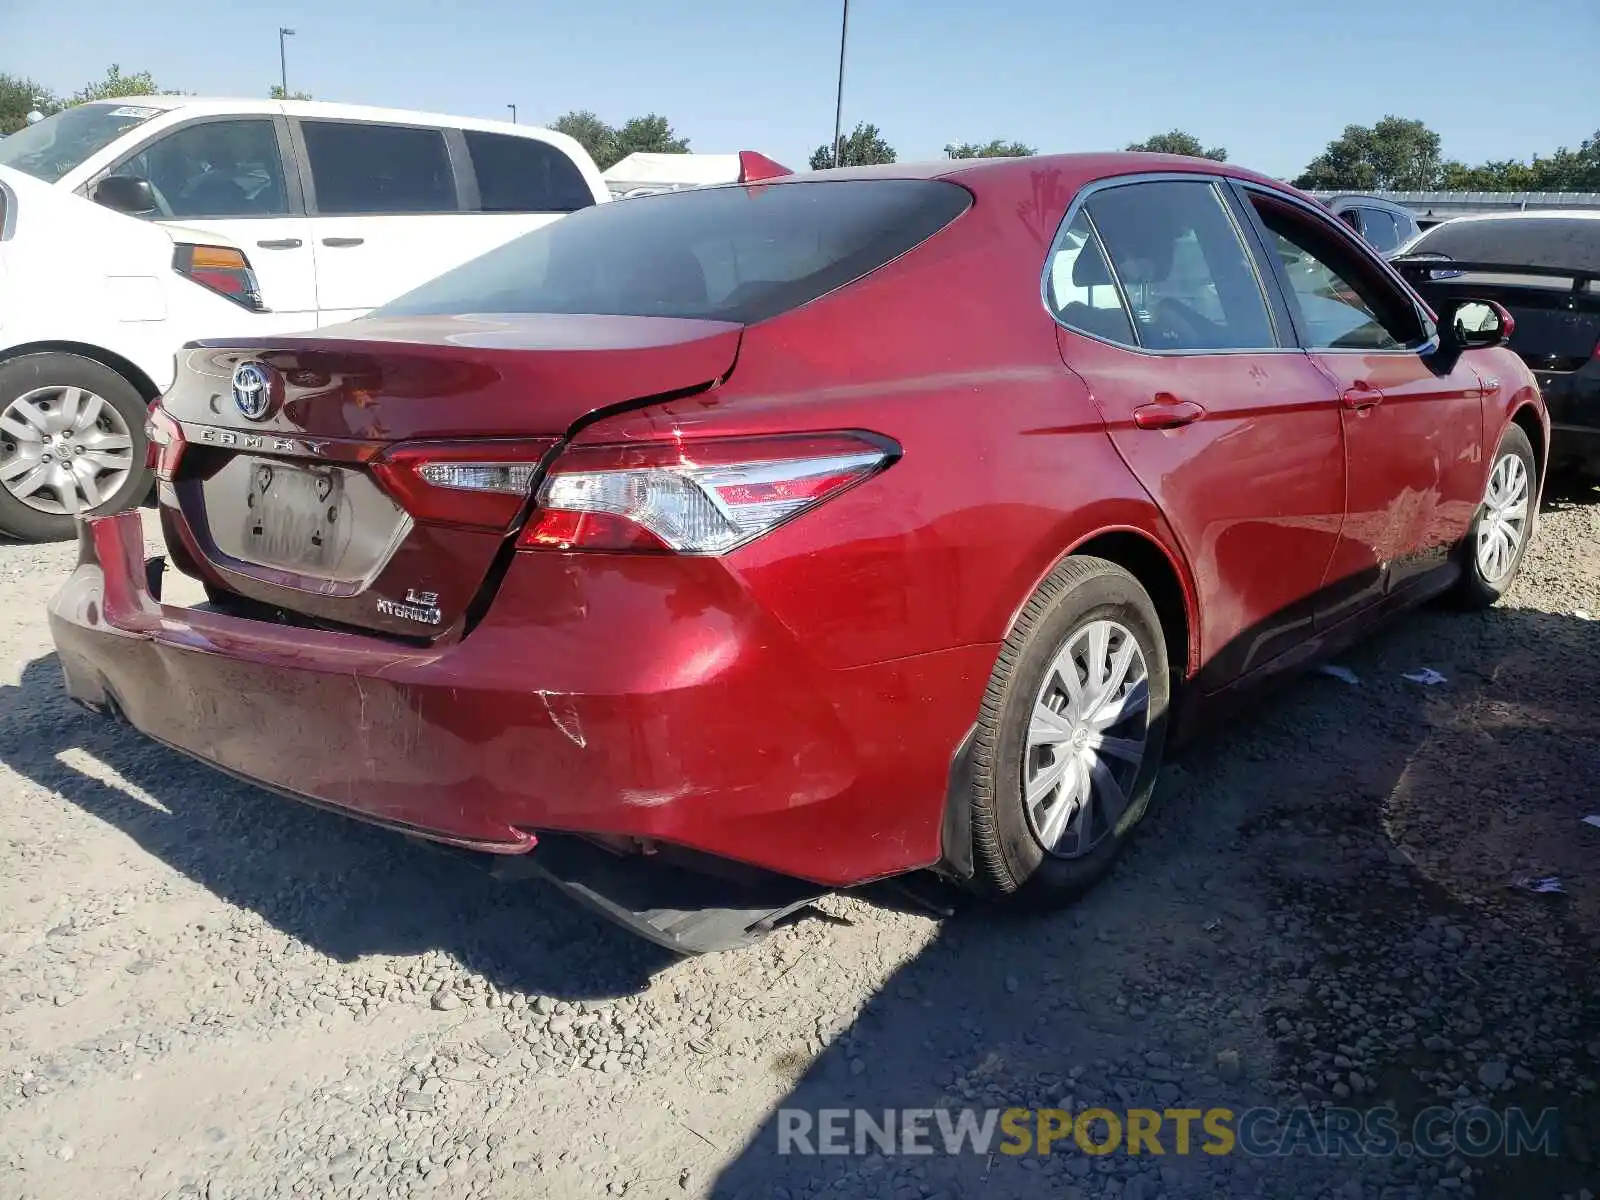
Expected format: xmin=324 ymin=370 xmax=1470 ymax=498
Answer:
xmin=1442 ymin=298 xmax=1514 ymax=350
xmin=92 ymin=175 xmax=158 ymax=216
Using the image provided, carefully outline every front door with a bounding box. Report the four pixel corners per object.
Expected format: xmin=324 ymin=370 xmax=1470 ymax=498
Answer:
xmin=1240 ymin=187 xmax=1484 ymax=618
xmin=1049 ymin=177 xmax=1347 ymax=691
xmin=111 ymin=116 xmax=319 ymax=326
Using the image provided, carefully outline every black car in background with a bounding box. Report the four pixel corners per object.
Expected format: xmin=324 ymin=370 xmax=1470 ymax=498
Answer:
xmin=1324 ymin=194 xmax=1423 ymax=253
xmin=1394 ymin=213 xmax=1600 ymax=477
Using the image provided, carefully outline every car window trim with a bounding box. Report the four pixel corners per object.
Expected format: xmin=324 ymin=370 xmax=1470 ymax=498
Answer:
xmin=1040 ymin=170 xmax=1296 ymax=357
xmin=84 ymin=113 xmax=305 ymax=219
xmin=0 ymin=177 xmax=15 ymax=240
xmin=292 ymin=116 xmax=463 ymax=218
xmin=1230 ymin=180 xmax=1439 ymax=356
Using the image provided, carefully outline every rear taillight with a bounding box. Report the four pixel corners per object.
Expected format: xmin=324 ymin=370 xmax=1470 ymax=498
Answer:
xmin=370 ymin=440 xmax=557 ymax=531
xmin=173 ymin=244 xmax=266 ymax=311
xmin=519 ymin=432 xmax=894 ymax=554
xmin=145 ymin=404 xmax=185 ymax=480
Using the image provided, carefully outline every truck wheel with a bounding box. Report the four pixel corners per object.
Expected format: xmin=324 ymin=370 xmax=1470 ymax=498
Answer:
xmin=0 ymin=353 xmax=151 ymax=542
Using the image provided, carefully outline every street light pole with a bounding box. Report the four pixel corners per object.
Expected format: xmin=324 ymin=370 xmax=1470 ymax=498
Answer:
xmin=507 ymin=104 xmax=517 ymax=124
xmin=278 ymin=27 xmax=296 ymax=98
xmin=831 ymin=0 xmax=850 ymax=167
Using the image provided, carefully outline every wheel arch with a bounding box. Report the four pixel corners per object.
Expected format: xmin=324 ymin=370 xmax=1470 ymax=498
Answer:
xmin=938 ymin=519 xmax=1200 ymax=881
xmin=1508 ymin=400 xmax=1546 ymax=492
xmin=0 ymin=341 xmax=162 ymax=404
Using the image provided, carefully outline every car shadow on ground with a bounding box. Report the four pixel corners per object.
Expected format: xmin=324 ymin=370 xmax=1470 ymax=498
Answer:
xmin=0 ymin=652 xmax=675 ymax=1001
xmin=710 ymin=602 xmax=1600 ymax=1200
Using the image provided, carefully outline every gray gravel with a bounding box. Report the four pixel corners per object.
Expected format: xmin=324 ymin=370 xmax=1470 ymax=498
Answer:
xmin=2 ymin=501 xmax=1599 ymax=1200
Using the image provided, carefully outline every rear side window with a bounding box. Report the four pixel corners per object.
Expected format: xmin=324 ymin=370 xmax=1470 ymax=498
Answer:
xmin=379 ymin=179 xmax=971 ymax=324
xmin=1045 ymin=210 xmax=1136 ymax=344
xmin=1074 ymin=179 xmax=1276 ymax=351
xmin=301 ymin=121 xmax=456 ymax=215
xmin=464 ymin=131 xmax=594 ymax=213
xmin=1359 ymin=208 xmax=1402 ymax=253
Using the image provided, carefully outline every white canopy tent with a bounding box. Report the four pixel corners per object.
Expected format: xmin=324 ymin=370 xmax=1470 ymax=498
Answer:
xmin=601 ymin=152 xmax=743 ymax=199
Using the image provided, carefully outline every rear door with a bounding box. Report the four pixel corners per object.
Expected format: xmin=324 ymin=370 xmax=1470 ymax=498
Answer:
xmin=295 ymin=118 xmax=470 ymax=323
xmin=1238 ymin=184 xmax=1483 ymax=612
xmin=104 ymin=115 xmax=318 ymax=324
xmin=1050 ymin=176 xmax=1347 ymax=690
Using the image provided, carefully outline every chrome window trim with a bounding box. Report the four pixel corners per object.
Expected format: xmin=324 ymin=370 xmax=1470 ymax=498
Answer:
xmin=1039 ymin=170 xmax=1301 ymax=358
xmin=1233 ymin=180 xmax=1441 ymax=356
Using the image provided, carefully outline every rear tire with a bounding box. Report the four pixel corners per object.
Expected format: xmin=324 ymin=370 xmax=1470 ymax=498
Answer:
xmin=969 ymin=556 xmax=1170 ymax=906
xmin=1452 ymin=423 xmax=1536 ymax=609
xmin=0 ymin=353 xmax=152 ymax=542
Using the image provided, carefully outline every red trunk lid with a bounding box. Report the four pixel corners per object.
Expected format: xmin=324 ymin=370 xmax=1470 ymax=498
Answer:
xmin=156 ymin=313 xmax=741 ymax=639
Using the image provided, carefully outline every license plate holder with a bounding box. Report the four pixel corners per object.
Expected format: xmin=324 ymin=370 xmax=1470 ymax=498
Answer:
xmin=242 ymin=462 xmax=353 ymax=572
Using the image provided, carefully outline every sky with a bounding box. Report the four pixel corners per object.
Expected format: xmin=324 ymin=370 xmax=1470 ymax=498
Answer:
xmin=3 ymin=0 xmax=1597 ymax=180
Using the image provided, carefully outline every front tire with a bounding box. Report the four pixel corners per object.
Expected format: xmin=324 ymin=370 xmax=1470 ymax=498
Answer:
xmin=1452 ymin=423 xmax=1537 ymax=609
xmin=0 ymin=353 xmax=151 ymax=542
xmin=969 ymin=556 xmax=1170 ymax=905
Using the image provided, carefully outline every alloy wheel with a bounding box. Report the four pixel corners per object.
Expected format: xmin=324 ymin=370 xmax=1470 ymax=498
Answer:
xmin=0 ymin=385 xmax=136 ymax=515
xmin=1023 ymin=619 xmax=1151 ymax=859
xmin=1476 ymin=451 xmax=1530 ymax=583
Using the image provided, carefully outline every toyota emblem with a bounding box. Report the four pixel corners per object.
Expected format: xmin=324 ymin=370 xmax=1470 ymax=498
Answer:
xmin=231 ymin=361 xmax=275 ymax=421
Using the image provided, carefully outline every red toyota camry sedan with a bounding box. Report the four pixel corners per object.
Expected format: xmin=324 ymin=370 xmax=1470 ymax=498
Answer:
xmin=49 ymin=154 xmax=1545 ymax=951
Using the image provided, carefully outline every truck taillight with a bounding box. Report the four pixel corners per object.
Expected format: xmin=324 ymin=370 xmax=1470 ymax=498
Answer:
xmin=173 ymin=244 xmax=266 ymax=311
xmin=519 ymin=432 xmax=895 ymax=554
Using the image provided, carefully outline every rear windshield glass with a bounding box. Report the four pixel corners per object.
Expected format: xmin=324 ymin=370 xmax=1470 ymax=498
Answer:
xmin=1403 ymin=217 xmax=1600 ymax=274
xmin=378 ymin=179 xmax=972 ymax=324
xmin=0 ymin=102 xmax=162 ymax=184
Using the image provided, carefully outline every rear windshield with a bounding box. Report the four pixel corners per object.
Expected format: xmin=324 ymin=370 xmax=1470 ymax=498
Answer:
xmin=378 ymin=179 xmax=972 ymax=324
xmin=0 ymin=102 xmax=162 ymax=184
xmin=1403 ymin=217 xmax=1600 ymax=274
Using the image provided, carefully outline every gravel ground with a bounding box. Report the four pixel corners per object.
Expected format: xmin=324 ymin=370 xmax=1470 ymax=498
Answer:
xmin=2 ymin=499 xmax=1599 ymax=1200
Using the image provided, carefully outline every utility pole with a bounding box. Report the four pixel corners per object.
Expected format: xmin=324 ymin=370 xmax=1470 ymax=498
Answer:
xmin=831 ymin=0 xmax=850 ymax=167
xmin=507 ymin=104 xmax=517 ymax=124
xmin=278 ymin=27 xmax=296 ymax=98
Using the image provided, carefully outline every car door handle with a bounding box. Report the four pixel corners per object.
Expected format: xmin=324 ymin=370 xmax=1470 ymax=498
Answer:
xmin=321 ymin=237 xmax=365 ymax=248
xmin=1132 ymin=398 xmax=1206 ymax=429
xmin=1341 ymin=383 xmax=1384 ymax=411
xmin=255 ymin=237 xmax=303 ymax=250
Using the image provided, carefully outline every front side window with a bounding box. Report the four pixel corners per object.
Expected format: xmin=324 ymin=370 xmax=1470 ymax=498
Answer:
xmin=1044 ymin=210 xmax=1136 ymax=344
xmin=463 ymin=131 xmax=594 ymax=213
xmin=1249 ymin=193 xmax=1424 ymax=351
xmin=301 ymin=121 xmax=456 ymax=215
xmin=117 ymin=119 xmax=289 ymax=218
xmin=0 ymin=102 xmax=161 ymax=184
xmin=379 ymin=179 xmax=970 ymax=324
xmin=1078 ymin=179 xmax=1276 ymax=352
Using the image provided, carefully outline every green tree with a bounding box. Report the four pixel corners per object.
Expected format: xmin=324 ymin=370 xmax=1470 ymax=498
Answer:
xmin=1294 ymin=116 xmax=1442 ymax=191
xmin=1125 ymin=130 xmax=1227 ymax=161
xmin=610 ymin=114 xmax=690 ymax=166
xmin=550 ymin=110 xmax=618 ymax=169
xmin=809 ymin=121 xmax=895 ymax=170
xmin=945 ymin=139 xmax=1036 ymax=159
xmin=269 ymin=85 xmax=313 ymax=101
xmin=70 ymin=64 xmax=165 ymax=105
xmin=0 ymin=73 xmax=60 ymax=136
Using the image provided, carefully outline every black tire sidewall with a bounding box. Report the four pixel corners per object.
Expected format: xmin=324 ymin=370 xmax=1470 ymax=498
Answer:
xmin=972 ymin=560 xmax=1170 ymax=904
xmin=0 ymin=354 xmax=152 ymax=542
xmin=1456 ymin=424 xmax=1537 ymax=607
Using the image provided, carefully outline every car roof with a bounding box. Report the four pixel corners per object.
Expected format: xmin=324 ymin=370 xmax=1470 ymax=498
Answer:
xmin=798 ymin=151 xmax=1283 ymax=189
xmin=1432 ymin=209 xmax=1600 ymax=225
xmin=89 ymin=95 xmax=575 ymax=142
